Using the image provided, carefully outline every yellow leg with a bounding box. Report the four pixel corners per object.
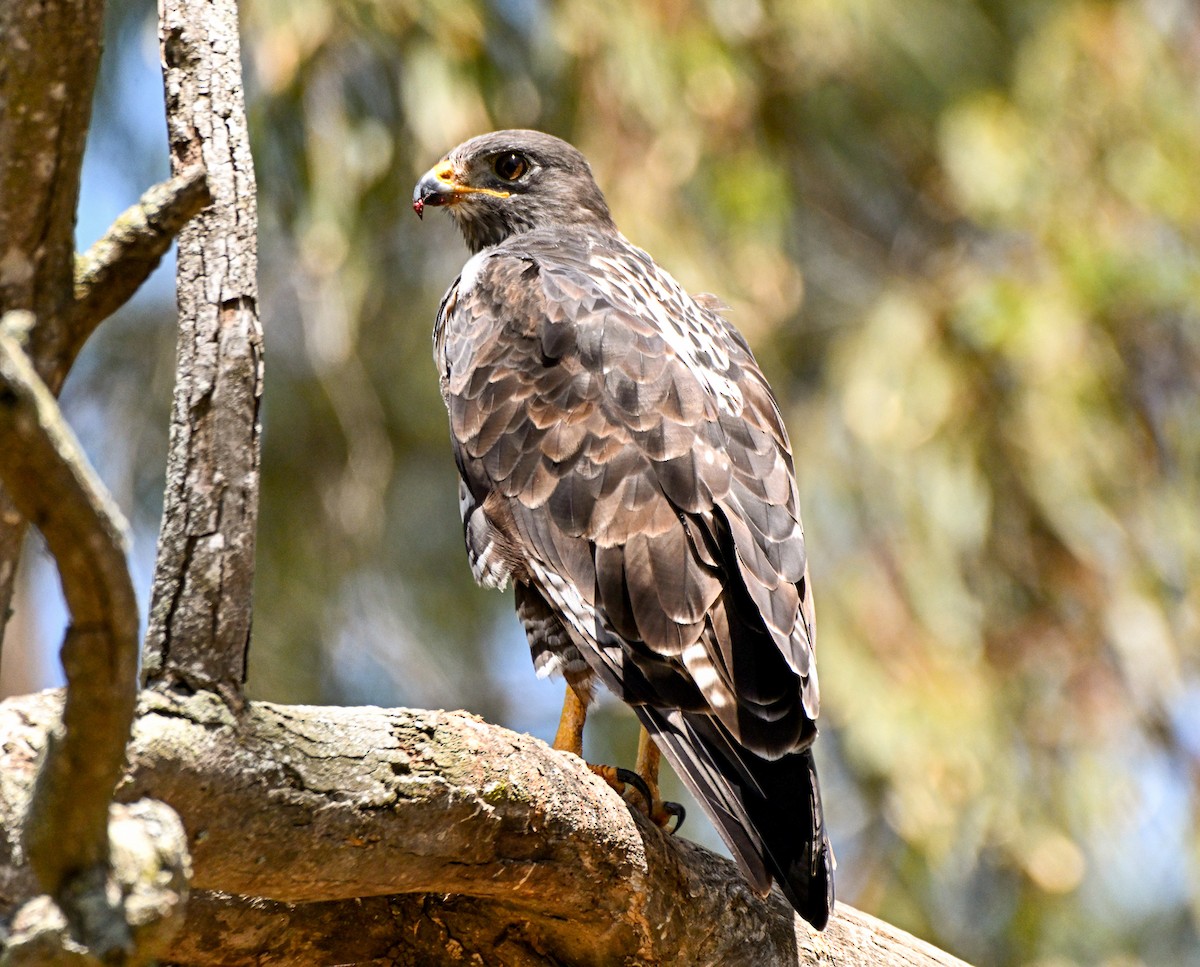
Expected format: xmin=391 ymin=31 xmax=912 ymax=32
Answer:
xmin=553 ymin=690 xmax=685 ymax=833
xmin=552 ymin=683 xmax=588 ymax=757
xmin=636 ymin=727 xmax=682 ymax=829
xmin=636 ymin=727 xmax=661 ymax=802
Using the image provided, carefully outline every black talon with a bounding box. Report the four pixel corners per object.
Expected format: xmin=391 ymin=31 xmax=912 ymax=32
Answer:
xmin=614 ymin=766 xmax=654 ymax=812
xmin=662 ymin=800 xmax=686 ymax=834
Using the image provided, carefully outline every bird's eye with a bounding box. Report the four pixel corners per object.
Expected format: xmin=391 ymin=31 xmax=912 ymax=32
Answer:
xmin=492 ymin=152 xmax=529 ymax=182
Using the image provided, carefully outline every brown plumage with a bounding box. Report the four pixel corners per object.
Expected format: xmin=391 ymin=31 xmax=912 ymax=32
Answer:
xmin=414 ymin=130 xmax=834 ymax=928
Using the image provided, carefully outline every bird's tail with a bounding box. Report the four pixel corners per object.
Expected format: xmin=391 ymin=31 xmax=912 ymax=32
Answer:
xmin=634 ymin=704 xmax=835 ymax=930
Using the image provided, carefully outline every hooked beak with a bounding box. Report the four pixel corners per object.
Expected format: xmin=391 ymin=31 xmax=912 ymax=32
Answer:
xmin=412 ymin=159 xmax=511 ymax=218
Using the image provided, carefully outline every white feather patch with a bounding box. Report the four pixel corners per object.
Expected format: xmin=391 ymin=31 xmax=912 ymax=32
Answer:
xmin=457 ymin=250 xmax=490 ymax=295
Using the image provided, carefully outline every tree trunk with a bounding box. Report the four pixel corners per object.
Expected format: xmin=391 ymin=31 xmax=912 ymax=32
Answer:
xmin=0 ymin=0 xmax=105 ymax=644
xmin=142 ymin=0 xmax=263 ymax=697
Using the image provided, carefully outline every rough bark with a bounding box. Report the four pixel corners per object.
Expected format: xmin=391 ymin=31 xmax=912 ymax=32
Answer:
xmin=0 ymin=690 xmax=972 ymax=967
xmin=165 ymin=890 xmax=965 ymax=967
xmin=0 ymin=0 xmax=106 ymax=645
xmin=0 ymin=330 xmax=188 ymax=964
xmin=0 ymin=1 xmax=209 ymax=651
xmin=0 ymin=800 xmax=189 ymax=967
xmin=0 ymin=324 xmax=139 ymax=894
xmin=142 ymin=0 xmax=263 ymax=696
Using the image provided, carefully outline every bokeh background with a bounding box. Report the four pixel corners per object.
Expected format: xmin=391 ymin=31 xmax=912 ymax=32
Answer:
xmin=3 ymin=0 xmax=1198 ymax=963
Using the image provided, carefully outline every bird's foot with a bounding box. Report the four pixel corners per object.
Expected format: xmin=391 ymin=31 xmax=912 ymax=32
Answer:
xmin=589 ymin=763 xmax=686 ymax=834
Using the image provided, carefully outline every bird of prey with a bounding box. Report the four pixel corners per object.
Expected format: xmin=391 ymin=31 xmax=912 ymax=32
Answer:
xmin=413 ymin=130 xmax=834 ymax=929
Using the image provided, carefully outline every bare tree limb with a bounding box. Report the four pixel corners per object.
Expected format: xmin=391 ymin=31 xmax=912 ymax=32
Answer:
xmin=0 ymin=691 xmax=971 ymax=967
xmin=142 ymin=0 xmax=263 ymax=697
xmin=0 ymin=0 xmax=105 ymax=646
xmin=0 ymin=327 xmax=187 ymax=965
xmin=0 ymin=8 xmax=209 ymax=655
xmin=0 ymin=0 xmax=102 ymax=376
xmin=64 ymin=168 xmax=211 ymax=372
xmin=0 ymin=322 xmax=138 ymax=895
xmin=164 ymin=889 xmax=969 ymax=967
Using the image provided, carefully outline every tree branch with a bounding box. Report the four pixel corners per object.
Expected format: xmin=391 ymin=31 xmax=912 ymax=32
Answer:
xmin=165 ymin=889 xmax=967 ymax=967
xmin=0 ymin=0 xmax=105 ymax=647
xmin=65 ymin=167 xmax=211 ymax=372
xmin=0 ymin=8 xmax=209 ymax=653
xmin=0 ymin=326 xmax=187 ymax=965
xmin=143 ymin=0 xmax=263 ymax=697
xmin=0 ymin=691 xmax=970 ymax=967
xmin=0 ymin=322 xmax=139 ymax=894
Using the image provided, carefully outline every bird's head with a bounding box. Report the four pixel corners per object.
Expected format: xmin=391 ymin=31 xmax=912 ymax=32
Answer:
xmin=413 ymin=130 xmax=615 ymax=253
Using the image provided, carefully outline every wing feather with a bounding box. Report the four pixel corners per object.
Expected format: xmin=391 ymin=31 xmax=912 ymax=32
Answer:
xmin=434 ymin=225 xmax=829 ymax=926
xmin=437 ymin=237 xmax=819 ymax=749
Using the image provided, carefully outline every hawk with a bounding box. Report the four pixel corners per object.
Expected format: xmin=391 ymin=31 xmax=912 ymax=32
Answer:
xmin=413 ymin=130 xmax=834 ymax=929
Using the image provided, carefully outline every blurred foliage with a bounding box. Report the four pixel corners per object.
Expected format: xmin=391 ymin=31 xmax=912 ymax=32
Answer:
xmin=11 ymin=0 xmax=1200 ymax=962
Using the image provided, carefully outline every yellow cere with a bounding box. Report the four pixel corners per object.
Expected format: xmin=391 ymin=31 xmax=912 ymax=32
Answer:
xmin=434 ymin=159 xmax=510 ymax=199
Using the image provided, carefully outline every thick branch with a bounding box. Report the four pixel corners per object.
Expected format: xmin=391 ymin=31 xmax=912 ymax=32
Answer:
xmin=166 ymin=890 xmax=966 ymax=967
xmin=0 ymin=324 xmax=139 ymax=896
xmin=0 ymin=692 xmax=972 ymax=967
xmin=62 ymin=168 xmax=212 ymax=378
xmin=0 ymin=0 xmax=105 ymax=646
xmin=143 ymin=0 xmax=262 ymax=696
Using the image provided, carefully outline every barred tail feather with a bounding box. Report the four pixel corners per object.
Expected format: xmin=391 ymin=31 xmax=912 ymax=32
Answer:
xmin=635 ymin=705 xmax=835 ymax=930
